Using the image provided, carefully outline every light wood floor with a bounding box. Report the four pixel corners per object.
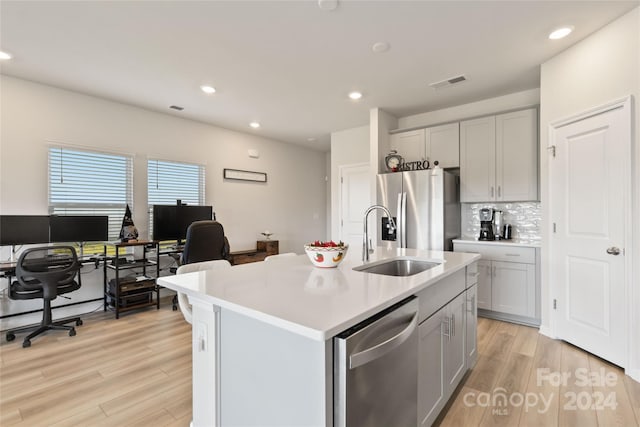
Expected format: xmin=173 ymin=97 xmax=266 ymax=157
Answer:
xmin=1 ymin=301 xmax=639 ymax=426
xmin=437 ymin=317 xmax=640 ymax=427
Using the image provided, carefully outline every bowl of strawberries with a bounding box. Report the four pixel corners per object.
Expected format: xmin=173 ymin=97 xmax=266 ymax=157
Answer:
xmin=304 ymin=240 xmax=349 ymax=268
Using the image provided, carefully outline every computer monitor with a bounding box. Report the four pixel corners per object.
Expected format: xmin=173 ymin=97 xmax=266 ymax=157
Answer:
xmin=0 ymin=215 xmax=50 ymax=246
xmin=152 ymin=204 xmax=212 ymax=241
xmin=49 ymin=215 xmax=109 ymax=243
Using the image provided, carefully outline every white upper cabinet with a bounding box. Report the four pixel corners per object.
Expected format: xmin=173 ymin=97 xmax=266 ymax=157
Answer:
xmin=425 ymin=122 xmax=459 ymax=168
xmin=390 ymin=123 xmax=460 ymax=169
xmin=389 ymin=129 xmax=425 ymax=163
xmin=460 ymin=108 xmax=538 ymax=202
xmin=460 ymin=116 xmax=496 ymax=202
xmin=496 ymin=109 xmax=538 ymax=201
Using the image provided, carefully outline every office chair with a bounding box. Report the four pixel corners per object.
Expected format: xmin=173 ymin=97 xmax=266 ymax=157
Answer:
xmin=6 ymin=246 xmax=83 ymax=348
xmin=171 ymin=220 xmax=231 ymax=310
xmin=175 ymin=260 xmax=232 ymax=324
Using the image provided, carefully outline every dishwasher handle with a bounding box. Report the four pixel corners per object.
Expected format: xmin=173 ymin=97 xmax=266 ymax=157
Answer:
xmin=349 ymin=312 xmax=418 ymax=369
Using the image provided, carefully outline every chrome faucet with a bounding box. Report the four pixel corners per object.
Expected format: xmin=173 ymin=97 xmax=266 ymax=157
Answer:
xmin=363 ymin=205 xmax=396 ymax=262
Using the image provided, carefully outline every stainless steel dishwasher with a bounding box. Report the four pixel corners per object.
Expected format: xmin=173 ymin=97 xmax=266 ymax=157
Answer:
xmin=334 ymin=297 xmax=418 ymax=427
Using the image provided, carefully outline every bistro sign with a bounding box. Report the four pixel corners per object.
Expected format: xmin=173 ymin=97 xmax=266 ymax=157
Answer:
xmin=397 ymin=159 xmax=430 ymax=171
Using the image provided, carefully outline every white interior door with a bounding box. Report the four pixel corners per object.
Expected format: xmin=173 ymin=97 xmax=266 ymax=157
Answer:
xmin=550 ymin=101 xmax=630 ymax=367
xmin=339 ymin=163 xmax=370 ymax=249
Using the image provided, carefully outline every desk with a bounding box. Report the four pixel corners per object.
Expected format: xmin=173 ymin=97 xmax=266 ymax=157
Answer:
xmin=0 ymin=255 xmax=104 ymax=320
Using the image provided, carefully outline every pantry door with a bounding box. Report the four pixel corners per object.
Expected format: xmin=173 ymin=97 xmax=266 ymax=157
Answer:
xmin=339 ymin=163 xmax=370 ymax=249
xmin=549 ymin=97 xmax=631 ymax=367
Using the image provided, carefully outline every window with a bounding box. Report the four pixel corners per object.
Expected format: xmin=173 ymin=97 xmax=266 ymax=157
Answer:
xmin=48 ymin=146 xmax=133 ymax=241
xmin=147 ymin=159 xmax=205 ymax=239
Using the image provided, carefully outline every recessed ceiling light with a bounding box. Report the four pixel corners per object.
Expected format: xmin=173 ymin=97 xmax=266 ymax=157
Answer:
xmin=249 ymin=122 xmax=261 ymax=129
xmin=318 ymin=0 xmax=338 ymax=11
xmin=200 ymin=85 xmax=216 ymax=94
xmin=372 ymin=42 xmax=390 ymax=54
xmin=549 ymin=26 xmax=574 ymax=40
xmin=0 ymin=51 xmax=12 ymax=60
xmin=348 ymin=91 xmax=363 ymax=100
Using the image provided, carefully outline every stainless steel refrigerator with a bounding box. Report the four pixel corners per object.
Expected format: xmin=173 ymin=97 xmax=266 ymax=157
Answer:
xmin=376 ymin=168 xmax=460 ymax=251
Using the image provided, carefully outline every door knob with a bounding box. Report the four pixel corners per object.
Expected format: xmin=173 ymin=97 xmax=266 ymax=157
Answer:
xmin=606 ymin=247 xmax=621 ymax=256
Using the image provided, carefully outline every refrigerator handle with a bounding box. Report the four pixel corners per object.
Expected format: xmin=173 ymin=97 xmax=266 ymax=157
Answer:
xmin=401 ymin=192 xmax=407 ymax=248
xmin=396 ymin=193 xmax=403 ymax=247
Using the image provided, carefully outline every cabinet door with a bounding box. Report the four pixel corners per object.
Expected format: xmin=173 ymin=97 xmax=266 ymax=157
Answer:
xmin=477 ymin=260 xmax=492 ymax=310
xmin=491 ymin=261 xmax=536 ymax=317
xmin=496 ymin=108 xmax=538 ymax=201
xmin=425 ymin=123 xmax=459 ymax=168
xmin=460 ymin=116 xmax=496 ymax=202
xmin=418 ymin=310 xmax=446 ymax=427
xmin=389 ymin=129 xmax=425 ymax=163
xmin=444 ymin=292 xmax=466 ymax=394
xmin=466 ymin=284 xmax=478 ymax=369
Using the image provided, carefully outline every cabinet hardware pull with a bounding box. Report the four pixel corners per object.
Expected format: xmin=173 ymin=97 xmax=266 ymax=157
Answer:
xmin=490 ymin=186 xmax=494 ymax=197
xmin=451 ymin=314 xmax=455 ymax=337
xmin=442 ymin=317 xmax=451 ymax=340
xmin=505 ymin=253 xmax=520 ymax=257
xmin=498 ymin=186 xmax=501 ymax=198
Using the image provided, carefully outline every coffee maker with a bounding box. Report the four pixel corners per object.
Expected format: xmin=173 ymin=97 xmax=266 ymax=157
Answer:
xmin=478 ymin=208 xmax=494 ymax=241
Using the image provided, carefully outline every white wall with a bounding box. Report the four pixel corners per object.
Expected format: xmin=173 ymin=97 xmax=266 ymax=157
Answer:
xmin=540 ymin=7 xmax=640 ymax=377
xmin=0 ymin=75 xmax=327 ymax=326
xmin=397 ymin=88 xmax=540 ymax=130
xmin=329 ymin=126 xmax=370 ymax=240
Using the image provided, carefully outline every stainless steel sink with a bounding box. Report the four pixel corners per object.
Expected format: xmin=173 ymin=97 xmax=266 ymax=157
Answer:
xmin=353 ymin=258 xmax=442 ymax=277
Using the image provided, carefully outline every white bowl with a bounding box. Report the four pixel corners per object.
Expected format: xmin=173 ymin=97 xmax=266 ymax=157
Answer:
xmin=304 ymin=245 xmax=348 ymax=268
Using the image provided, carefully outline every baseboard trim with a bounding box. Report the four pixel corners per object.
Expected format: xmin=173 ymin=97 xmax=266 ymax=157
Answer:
xmin=538 ymin=325 xmax=555 ymax=339
xmin=478 ymin=309 xmax=540 ymax=328
xmin=625 ymin=368 xmax=640 ymax=383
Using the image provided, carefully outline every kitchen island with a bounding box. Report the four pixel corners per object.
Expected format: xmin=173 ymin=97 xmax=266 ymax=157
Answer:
xmin=158 ymin=247 xmax=480 ymax=427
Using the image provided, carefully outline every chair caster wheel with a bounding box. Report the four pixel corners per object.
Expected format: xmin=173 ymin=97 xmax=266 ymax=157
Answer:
xmin=6 ymin=333 xmax=15 ymax=342
xmin=172 ymin=305 xmax=178 ymax=311
xmin=69 ymin=328 xmax=76 ymax=337
xmin=23 ymin=340 xmax=31 ymax=348
xmin=76 ymin=319 xmax=83 ymax=326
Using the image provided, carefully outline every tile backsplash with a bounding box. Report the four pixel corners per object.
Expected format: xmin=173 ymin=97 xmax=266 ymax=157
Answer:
xmin=461 ymin=202 xmax=541 ymax=242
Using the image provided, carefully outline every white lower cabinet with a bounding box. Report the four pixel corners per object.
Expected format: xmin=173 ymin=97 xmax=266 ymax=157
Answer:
xmin=418 ymin=309 xmax=446 ymax=427
xmin=477 ymin=259 xmax=492 ymax=310
xmin=492 ymin=260 xmax=535 ymax=317
xmin=418 ymin=291 xmax=467 ymax=427
xmin=454 ymin=241 xmax=540 ymax=325
xmin=465 ymin=284 xmax=478 ymax=369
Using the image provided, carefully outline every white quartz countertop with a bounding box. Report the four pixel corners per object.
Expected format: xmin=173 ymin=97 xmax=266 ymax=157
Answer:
xmin=157 ymin=247 xmax=479 ymax=341
xmin=453 ymin=238 xmax=541 ymax=248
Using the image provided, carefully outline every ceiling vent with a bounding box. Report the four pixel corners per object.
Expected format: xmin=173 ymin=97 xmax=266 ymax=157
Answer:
xmin=429 ymin=75 xmax=467 ymax=90
xmin=169 ymin=105 xmax=184 ymax=111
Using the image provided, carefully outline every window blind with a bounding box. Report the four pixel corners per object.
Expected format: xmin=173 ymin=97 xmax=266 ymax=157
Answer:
xmin=48 ymin=146 xmax=133 ymax=241
xmin=148 ymin=159 xmax=206 ymax=240
xmin=148 ymin=159 xmax=205 ymax=206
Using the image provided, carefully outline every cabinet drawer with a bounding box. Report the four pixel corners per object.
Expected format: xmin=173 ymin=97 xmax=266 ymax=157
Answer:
xmin=416 ymin=270 xmax=465 ymax=323
xmin=454 ymin=243 xmax=535 ymax=264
